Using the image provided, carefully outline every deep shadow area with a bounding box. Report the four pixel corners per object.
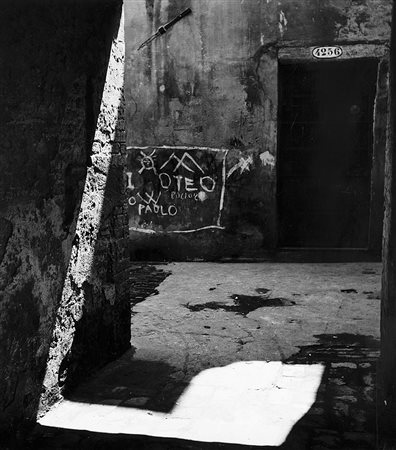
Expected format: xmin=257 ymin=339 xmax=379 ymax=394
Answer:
xmin=66 ymin=352 xmax=188 ymax=413
xmin=60 ymin=264 xmax=172 ymax=404
xmin=24 ymin=426 xmax=282 ymax=450
xmin=280 ymin=333 xmax=380 ymax=450
xmin=278 ymin=60 xmax=378 ymax=249
xmin=129 ymin=237 xmax=383 ymax=263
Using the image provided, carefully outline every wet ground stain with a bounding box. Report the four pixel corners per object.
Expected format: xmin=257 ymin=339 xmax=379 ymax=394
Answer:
xmin=185 ymin=292 xmax=295 ymax=316
xmin=130 ymin=265 xmax=171 ymax=310
xmin=286 ymin=332 xmax=379 ymax=364
xmin=282 ymin=333 xmax=380 ymax=449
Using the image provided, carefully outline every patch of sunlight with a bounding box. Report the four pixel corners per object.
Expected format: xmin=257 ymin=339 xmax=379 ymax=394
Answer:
xmin=37 ymin=7 xmax=125 ymax=415
xmin=38 ymin=361 xmax=324 ymax=447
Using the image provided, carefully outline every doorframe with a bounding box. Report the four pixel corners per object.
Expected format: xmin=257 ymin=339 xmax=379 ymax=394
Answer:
xmin=275 ymin=43 xmax=389 ymax=257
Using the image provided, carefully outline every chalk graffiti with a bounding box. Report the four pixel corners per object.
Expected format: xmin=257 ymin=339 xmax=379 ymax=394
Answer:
xmin=126 ymin=146 xmax=228 ymax=233
xmin=138 ymin=203 xmax=177 ymax=216
xmin=160 ymin=152 xmax=205 ymax=173
xmin=128 ymin=190 xmax=177 ymax=216
xmin=157 ymin=174 xmax=216 ymax=193
xmin=227 ymin=155 xmax=253 ymax=178
xmin=171 ymin=191 xmax=199 ymax=201
xmin=138 ymin=149 xmax=157 ymax=175
xmin=126 ymin=171 xmax=135 ymax=190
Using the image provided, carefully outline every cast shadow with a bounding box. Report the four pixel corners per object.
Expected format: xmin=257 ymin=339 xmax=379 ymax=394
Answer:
xmin=29 ymin=332 xmax=380 ymax=450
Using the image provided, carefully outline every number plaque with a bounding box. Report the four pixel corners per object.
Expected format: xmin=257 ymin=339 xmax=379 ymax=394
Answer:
xmin=312 ymin=46 xmax=343 ymax=59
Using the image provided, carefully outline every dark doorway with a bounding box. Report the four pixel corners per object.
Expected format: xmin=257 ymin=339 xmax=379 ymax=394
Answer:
xmin=278 ymin=59 xmax=378 ymax=248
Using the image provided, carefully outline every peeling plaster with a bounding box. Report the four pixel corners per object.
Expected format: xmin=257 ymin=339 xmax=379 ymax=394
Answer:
xmin=260 ymin=151 xmax=275 ymax=168
xmin=278 ymin=10 xmax=288 ymax=38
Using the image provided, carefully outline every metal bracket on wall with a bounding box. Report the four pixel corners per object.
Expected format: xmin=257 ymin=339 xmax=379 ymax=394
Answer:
xmin=137 ymin=8 xmax=192 ymax=51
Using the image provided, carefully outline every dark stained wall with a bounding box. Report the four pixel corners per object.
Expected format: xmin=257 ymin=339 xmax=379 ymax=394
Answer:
xmin=125 ymin=0 xmax=392 ymax=261
xmin=381 ymin=0 xmax=396 ymax=438
xmin=0 ymin=0 xmax=129 ymax=438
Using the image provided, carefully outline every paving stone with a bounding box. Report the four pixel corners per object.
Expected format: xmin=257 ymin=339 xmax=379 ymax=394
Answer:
xmin=331 ymin=362 xmax=358 ymax=369
xmin=35 ymin=262 xmax=381 ymax=449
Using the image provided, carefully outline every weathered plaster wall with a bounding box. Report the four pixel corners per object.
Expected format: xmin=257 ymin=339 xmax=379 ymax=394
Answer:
xmin=0 ymin=0 xmax=129 ymax=436
xmin=125 ymin=0 xmax=392 ymax=260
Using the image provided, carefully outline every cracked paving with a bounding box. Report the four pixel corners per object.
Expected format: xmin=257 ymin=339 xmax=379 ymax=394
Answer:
xmin=37 ymin=262 xmax=381 ymax=449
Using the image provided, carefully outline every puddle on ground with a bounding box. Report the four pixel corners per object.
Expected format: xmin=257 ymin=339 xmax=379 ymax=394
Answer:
xmin=184 ymin=293 xmax=295 ymax=316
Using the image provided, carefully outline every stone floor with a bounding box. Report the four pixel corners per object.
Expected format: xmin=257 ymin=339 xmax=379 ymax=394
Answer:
xmin=35 ymin=262 xmax=381 ymax=449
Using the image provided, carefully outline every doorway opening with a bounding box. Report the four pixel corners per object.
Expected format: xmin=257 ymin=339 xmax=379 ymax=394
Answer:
xmin=277 ymin=59 xmax=378 ymax=249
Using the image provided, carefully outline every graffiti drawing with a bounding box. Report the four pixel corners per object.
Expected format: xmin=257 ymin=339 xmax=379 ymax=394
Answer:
xmin=126 ymin=146 xmax=228 ymax=233
xmin=227 ymin=155 xmax=253 ymax=178
xmin=138 ymin=149 xmax=158 ymax=175
xmin=160 ymin=152 xmax=205 ymax=173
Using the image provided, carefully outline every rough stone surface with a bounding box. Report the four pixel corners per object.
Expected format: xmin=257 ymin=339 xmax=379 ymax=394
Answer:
xmin=0 ymin=0 xmax=130 ymax=437
xmin=39 ymin=6 xmax=130 ymax=414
